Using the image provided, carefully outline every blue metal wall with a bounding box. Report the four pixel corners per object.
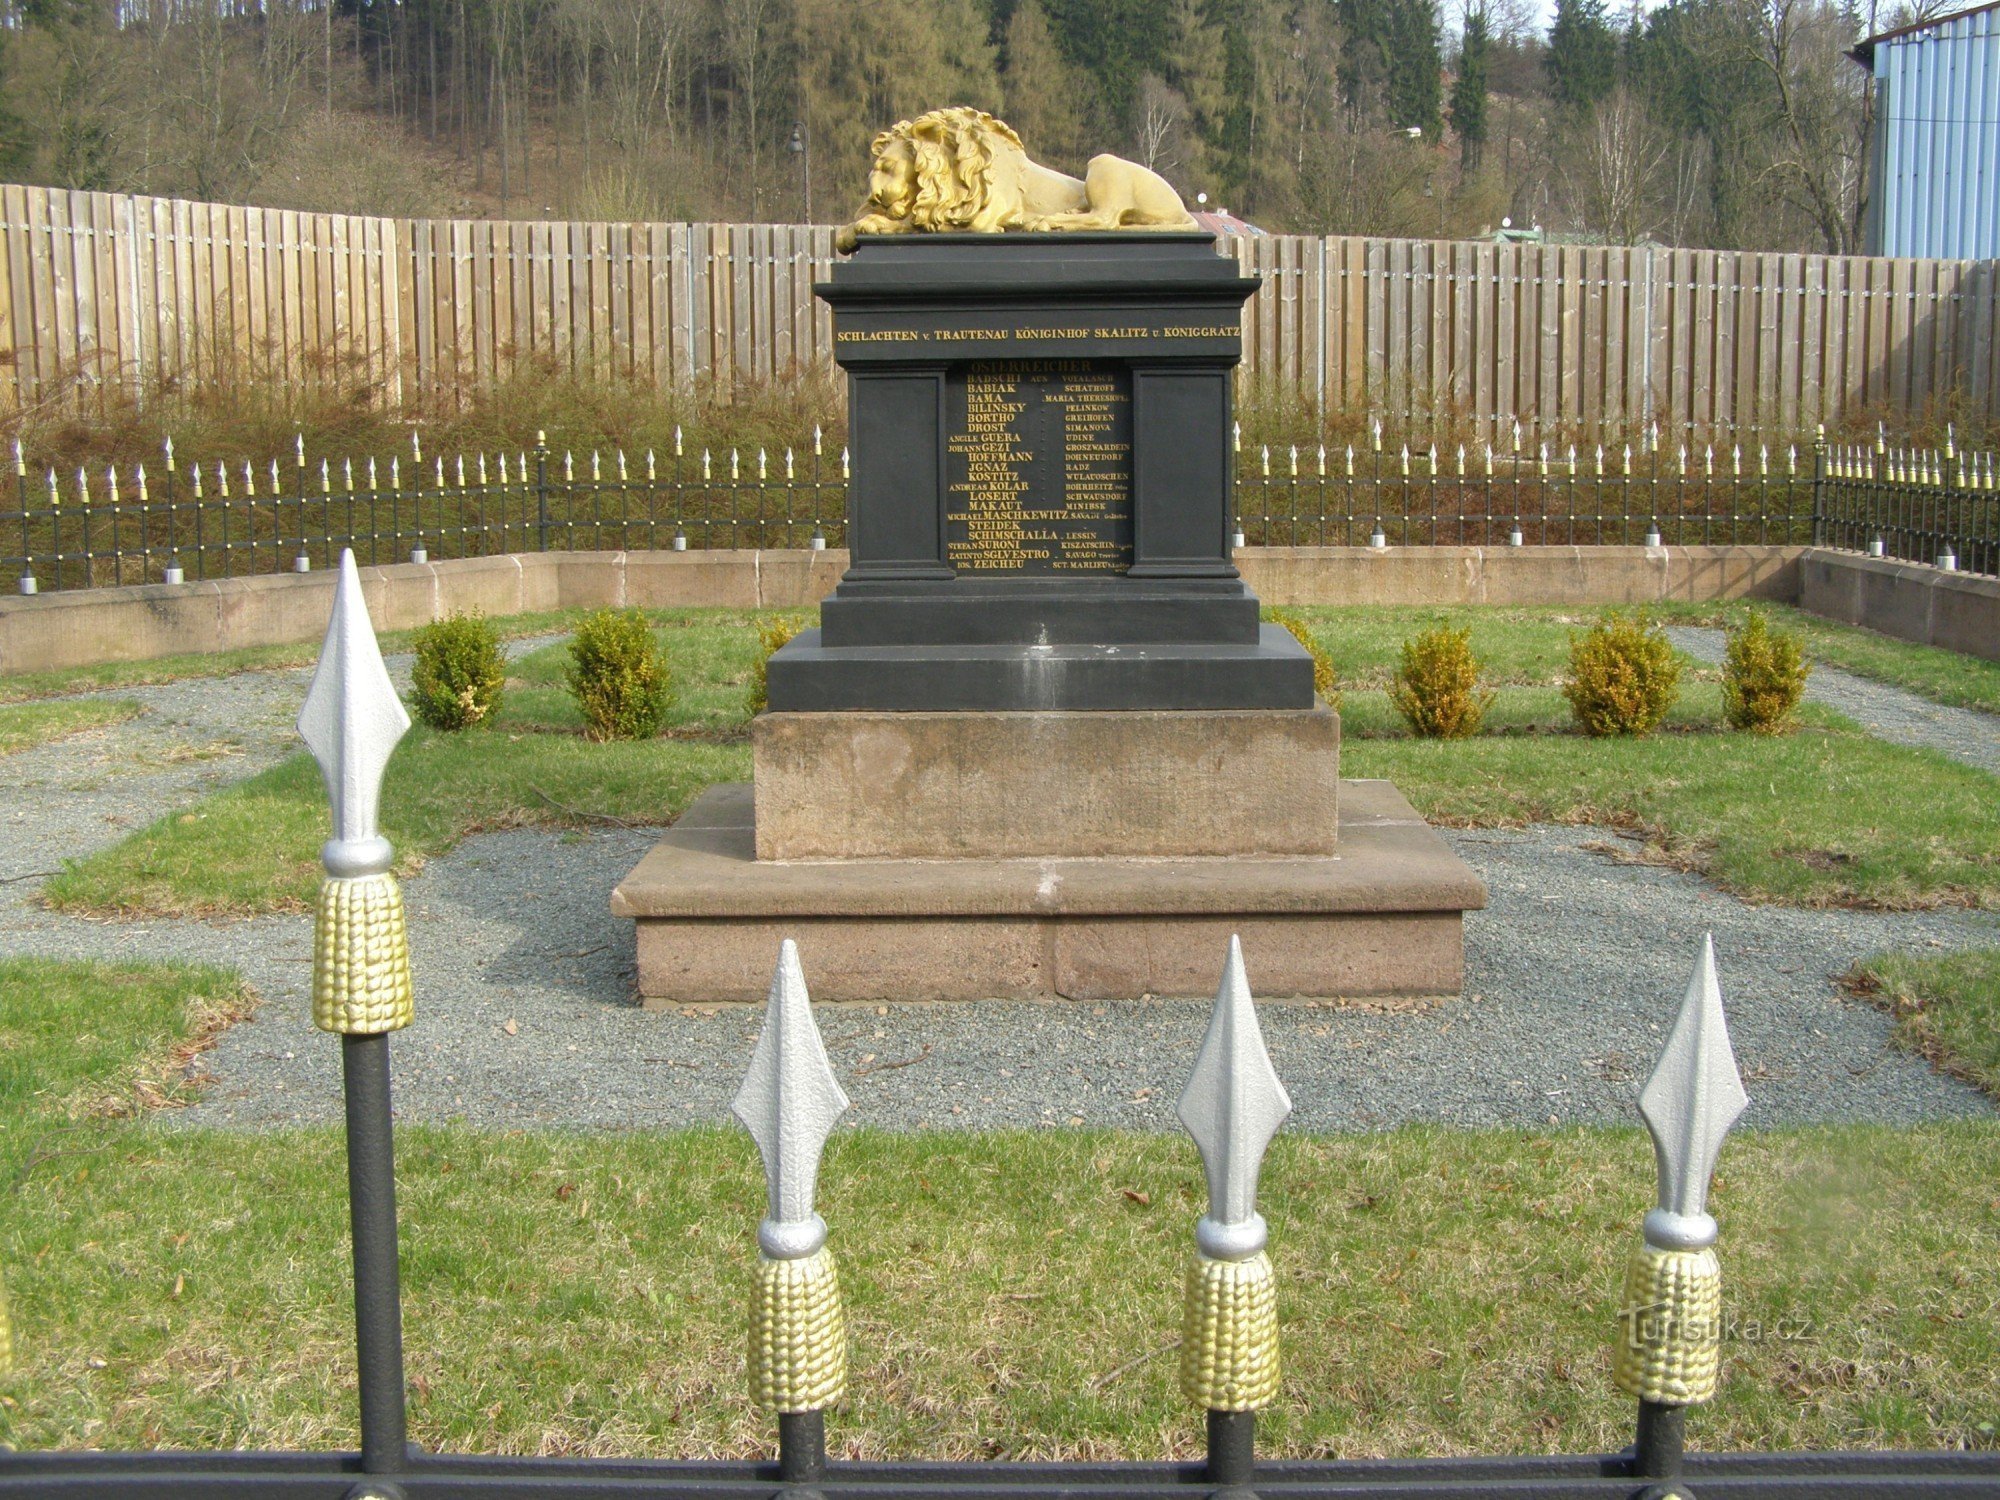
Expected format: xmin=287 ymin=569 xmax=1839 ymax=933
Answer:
xmin=1870 ymin=3 xmax=2000 ymax=259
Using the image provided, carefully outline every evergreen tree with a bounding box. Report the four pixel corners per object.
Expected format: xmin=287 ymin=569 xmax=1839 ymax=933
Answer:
xmin=1165 ymin=0 xmax=1229 ymax=183
xmin=15 ymin=0 xmax=100 ymax=28
xmin=792 ymin=0 xmax=1002 ymax=182
xmin=1626 ymin=0 xmax=1762 ymax=243
xmin=0 ymin=32 xmax=27 ymax=180
xmin=1337 ymin=0 xmax=1438 ymax=135
xmin=1545 ymin=0 xmax=1617 ymax=111
xmin=1039 ymin=0 xmax=1174 ymax=127
xmin=1003 ymin=0 xmax=1098 ymax=161
xmin=1450 ymin=6 xmax=1490 ymax=169
xmin=1203 ymin=0 xmax=1261 ymax=200
xmin=1335 ymin=0 xmax=1390 ymax=115
xmin=1384 ymin=0 xmax=1442 ymax=137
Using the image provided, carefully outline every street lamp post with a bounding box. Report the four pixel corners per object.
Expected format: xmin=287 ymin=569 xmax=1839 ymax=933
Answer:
xmin=788 ymin=122 xmax=811 ymax=225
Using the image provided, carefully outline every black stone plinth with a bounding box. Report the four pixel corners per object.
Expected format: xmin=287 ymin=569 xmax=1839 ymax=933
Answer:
xmin=819 ymin=577 xmax=1261 ymax=647
xmin=771 ymin=232 xmax=1309 ymax=713
xmin=766 ymin=624 xmax=1311 ymax=712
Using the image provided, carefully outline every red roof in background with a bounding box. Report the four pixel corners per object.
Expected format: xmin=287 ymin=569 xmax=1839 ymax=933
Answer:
xmin=1191 ymin=209 xmax=1265 ymax=236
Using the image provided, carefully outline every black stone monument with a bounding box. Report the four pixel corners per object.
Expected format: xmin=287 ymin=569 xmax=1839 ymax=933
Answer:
xmin=764 ymin=233 xmax=1315 ymax=712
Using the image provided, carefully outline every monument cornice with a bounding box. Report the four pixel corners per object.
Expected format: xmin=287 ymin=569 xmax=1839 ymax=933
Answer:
xmin=816 ymin=232 xmax=1262 ymax=305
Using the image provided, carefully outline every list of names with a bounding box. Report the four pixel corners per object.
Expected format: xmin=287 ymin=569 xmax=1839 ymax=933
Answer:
xmin=944 ymin=359 xmax=1134 ymax=575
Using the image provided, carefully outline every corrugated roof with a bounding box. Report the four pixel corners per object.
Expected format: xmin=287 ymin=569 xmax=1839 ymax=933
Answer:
xmin=1851 ymin=0 xmax=2000 ymax=68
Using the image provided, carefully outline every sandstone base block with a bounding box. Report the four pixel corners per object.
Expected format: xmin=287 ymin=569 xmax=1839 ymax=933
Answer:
xmin=752 ymin=708 xmax=1340 ymax=861
xmin=612 ymin=779 xmax=1485 ymax=1003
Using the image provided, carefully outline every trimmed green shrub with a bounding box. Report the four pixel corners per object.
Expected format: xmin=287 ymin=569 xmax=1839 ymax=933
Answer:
xmin=409 ymin=612 xmax=505 ymax=730
xmin=746 ymin=614 xmax=808 ymax=716
xmin=1389 ymin=625 xmax=1494 ymax=739
xmin=1267 ymin=609 xmax=1341 ymax=708
xmin=1723 ymin=611 xmax=1810 ymax=734
xmin=566 ymin=609 xmax=674 ymax=741
xmin=1562 ymin=612 xmax=1682 ymax=737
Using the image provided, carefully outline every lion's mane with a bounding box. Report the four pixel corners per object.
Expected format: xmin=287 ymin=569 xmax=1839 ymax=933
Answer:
xmin=870 ymin=107 xmax=1024 ymax=231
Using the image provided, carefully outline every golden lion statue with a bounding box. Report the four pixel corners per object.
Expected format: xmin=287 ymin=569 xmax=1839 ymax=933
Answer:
xmin=833 ymin=106 xmax=1196 ymax=253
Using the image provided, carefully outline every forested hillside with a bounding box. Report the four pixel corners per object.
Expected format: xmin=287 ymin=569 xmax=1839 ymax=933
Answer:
xmin=0 ymin=0 xmax=1900 ymax=252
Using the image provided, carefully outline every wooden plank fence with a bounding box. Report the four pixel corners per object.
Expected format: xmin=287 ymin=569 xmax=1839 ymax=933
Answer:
xmin=3 ymin=184 xmax=1997 ymax=436
xmin=1223 ymin=234 xmax=2000 ymax=438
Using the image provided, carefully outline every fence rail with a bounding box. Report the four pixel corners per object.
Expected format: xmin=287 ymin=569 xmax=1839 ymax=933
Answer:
xmin=8 ymin=433 xmax=1995 ymax=593
xmin=4 ymin=184 xmax=1999 ymax=435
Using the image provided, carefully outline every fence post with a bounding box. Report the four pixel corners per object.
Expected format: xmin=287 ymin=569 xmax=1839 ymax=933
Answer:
xmin=13 ymin=441 xmax=32 ymax=595
xmin=162 ymin=439 xmax=184 ymax=584
xmin=535 ymin=431 xmax=552 ymax=554
xmin=1613 ymin=934 xmax=1749 ymax=1495
xmin=1178 ymin=936 xmax=1291 ymax=1494
xmin=733 ymin=939 xmax=850 ymax=1487
xmin=296 ymin=436 xmax=311 ymax=571
xmin=1810 ymin=425 xmax=1827 ymax=548
xmin=297 ymin=552 xmax=416 ymax=1478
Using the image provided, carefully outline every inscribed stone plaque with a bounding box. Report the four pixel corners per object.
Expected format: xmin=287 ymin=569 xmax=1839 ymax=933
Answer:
xmin=945 ymin=359 xmax=1134 ymax=574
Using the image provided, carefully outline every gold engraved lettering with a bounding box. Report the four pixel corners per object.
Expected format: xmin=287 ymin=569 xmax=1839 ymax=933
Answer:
xmin=837 ymin=328 xmax=1236 ymax=349
xmin=944 ymin=360 xmax=1133 ymax=576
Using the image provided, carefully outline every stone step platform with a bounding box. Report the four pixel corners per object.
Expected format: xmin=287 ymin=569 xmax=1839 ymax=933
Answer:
xmin=612 ymin=779 xmax=1486 ymax=1004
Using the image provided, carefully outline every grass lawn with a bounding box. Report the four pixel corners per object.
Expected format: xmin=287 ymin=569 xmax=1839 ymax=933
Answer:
xmin=1347 ymin=702 xmax=2000 ymax=907
xmin=42 ymin=617 xmax=757 ymax=916
xmin=7 ymin=591 xmax=1995 ymax=717
xmin=1261 ymin=606 xmax=2000 ymax=908
xmin=1286 ymin=605 xmax=1604 ymax=690
xmin=0 ymin=956 xmax=253 ymax=1125
xmin=1673 ymin=602 xmax=2000 ymax=716
xmin=1848 ymin=949 xmax=2000 ymax=1099
xmin=1 ymin=962 xmax=1996 ymax=1461
xmin=41 ymin=606 xmax=2000 ymax=915
xmin=1283 ymin=601 xmax=2000 ymax=712
xmin=0 ymin=611 xmax=580 ymax=706
xmin=0 ymin=698 xmax=142 ymax=756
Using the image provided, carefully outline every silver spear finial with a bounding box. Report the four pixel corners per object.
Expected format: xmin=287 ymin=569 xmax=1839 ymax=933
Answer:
xmin=297 ymin=550 xmax=410 ymax=879
xmin=1178 ymin=935 xmax=1292 ymax=1261
xmin=1638 ymin=934 xmax=1749 ymax=1252
xmin=732 ymin=940 xmax=850 ymax=1261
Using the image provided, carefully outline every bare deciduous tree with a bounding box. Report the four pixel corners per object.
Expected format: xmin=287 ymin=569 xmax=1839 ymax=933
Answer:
xmin=1747 ymin=0 xmax=1869 ymax=254
xmin=720 ymin=0 xmax=778 ymax=218
xmin=1561 ymin=86 xmax=1671 ymax=242
xmin=1131 ymin=72 xmax=1186 ymax=173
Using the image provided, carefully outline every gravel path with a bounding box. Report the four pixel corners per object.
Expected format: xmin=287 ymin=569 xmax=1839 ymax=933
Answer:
xmin=0 ymin=637 xmax=561 ymax=899
xmin=2 ymin=636 xmax=1995 ymax=1135
xmin=1666 ymin=626 xmax=2000 ymax=775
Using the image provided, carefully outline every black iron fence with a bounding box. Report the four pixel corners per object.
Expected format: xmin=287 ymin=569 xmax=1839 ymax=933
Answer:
xmin=6 ymin=431 xmax=1996 ymax=594
xmin=1229 ymin=435 xmax=1819 ymax=548
xmin=1813 ymin=441 xmax=2000 ymax=577
xmin=6 ymin=433 xmax=850 ymax=593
